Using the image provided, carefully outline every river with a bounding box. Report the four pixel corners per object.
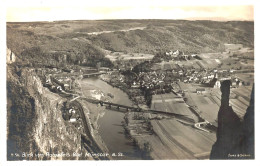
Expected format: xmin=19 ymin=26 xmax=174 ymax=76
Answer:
xmin=81 ymin=78 xmax=143 ymax=160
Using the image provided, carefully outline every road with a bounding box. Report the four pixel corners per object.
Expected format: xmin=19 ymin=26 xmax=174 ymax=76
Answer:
xmin=69 ymin=100 xmax=111 ymax=160
xmin=77 ymin=27 xmax=146 ymax=35
xmin=194 ymin=121 xmax=210 ymax=133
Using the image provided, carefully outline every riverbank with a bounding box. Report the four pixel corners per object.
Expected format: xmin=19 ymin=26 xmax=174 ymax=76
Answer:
xmin=97 ymin=75 xmax=155 ymax=159
xmin=75 ymin=99 xmax=110 ymax=156
xmin=122 ymin=112 xmax=154 ymax=159
xmin=98 ymin=74 xmax=215 ymax=159
xmin=99 ymin=74 xmax=144 ymax=106
xmin=74 ymin=80 xmax=110 ymax=158
xmin=77 ymin=78 xmax=145 ymax=159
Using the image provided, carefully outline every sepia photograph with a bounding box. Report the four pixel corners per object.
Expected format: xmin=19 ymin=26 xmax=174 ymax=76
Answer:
xmin=2 ymin=0 xmax=258 ymax=164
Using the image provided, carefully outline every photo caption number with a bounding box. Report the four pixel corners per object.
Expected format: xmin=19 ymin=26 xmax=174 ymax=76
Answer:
xmin=111 ymin=152 xmax=124 ymax=157
xmin=118 ymin=152 xmax=123 ymax=157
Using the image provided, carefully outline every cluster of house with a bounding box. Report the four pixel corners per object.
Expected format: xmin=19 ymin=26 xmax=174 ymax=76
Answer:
xmin=181 ymin=68 xmax=244 ymax=88
xmin=106 ymin=71 xmax=125 ymax=83
xmin=130 ymin=71 xmax=172 ymax=94
xmin=67 ymin=107 xmax=84 ymax=132
xmin=43 ymin=73 xmax=77 ymax=93
xmin=41 ymin=66 xmax=107 ymax=93
xmin=183 ymin=70 xmax=214 ymax=84
xmin=209 ymin=73 xmax=248 ymax=89
xmin=165 ymin=50 xmax=198 ymax=60
xmin=129 ymin=61 xmax=249 ymax=95
xmin=134 ymin=72 xmax=165 ymax=88
xmin=193 ymin=76 xmax=245 ymax=95
xmin=53 ymin=76 xmax=77 ymax=91
xmin=127 ymin=64 xmax=222 ymax=94
xmin=43 ymin=75 xmax=61 ymax=92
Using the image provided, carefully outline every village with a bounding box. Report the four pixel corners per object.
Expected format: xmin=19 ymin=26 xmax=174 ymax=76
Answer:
xmin=30 ymin=42 xmax=254 ymax=139
xmin=5 ymin=9 xmax=256 ymax=161
xmin=6 ymin=39 xmax=254 ymax=160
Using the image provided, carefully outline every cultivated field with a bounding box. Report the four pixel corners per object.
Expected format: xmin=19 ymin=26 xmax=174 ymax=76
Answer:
xmin=105 ymin=51 xmax=154 ymax=62
xmin=151 ymin=93 xmax=198 ymax=122
xmin=149 ymin=119 xmax=216 ymax=159
xmin=187 ymin=92 xmax=219 ymax=125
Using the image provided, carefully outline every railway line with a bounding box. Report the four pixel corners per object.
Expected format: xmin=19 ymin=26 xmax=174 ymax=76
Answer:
xmin=68 ymin=100 xmax=110 ymax=160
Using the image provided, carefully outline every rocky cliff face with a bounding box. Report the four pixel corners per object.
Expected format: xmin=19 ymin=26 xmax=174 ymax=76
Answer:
xmin=210 ymin=80 xmax=254 ymax=159
xmin=7 ymin=67 xmax=88 ymax=160
xmin=6 ymin=48 xmax=16 ymax=64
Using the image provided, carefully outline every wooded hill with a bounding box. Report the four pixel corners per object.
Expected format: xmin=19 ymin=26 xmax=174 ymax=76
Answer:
xmin=7 ymin=20 xmax=254 ymax=67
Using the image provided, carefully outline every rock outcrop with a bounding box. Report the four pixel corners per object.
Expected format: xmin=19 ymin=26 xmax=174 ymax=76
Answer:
xmin=210 ymin=80 xmax=254 ymax=159
xmin=6 ymin=48 xmax=16 ymax=64
xmin=7 ymin=67 xmax=88 ymax=160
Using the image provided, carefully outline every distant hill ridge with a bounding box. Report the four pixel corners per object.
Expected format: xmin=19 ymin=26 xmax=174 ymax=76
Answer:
xmin=7 ymin=20 xmax=254 ymax=66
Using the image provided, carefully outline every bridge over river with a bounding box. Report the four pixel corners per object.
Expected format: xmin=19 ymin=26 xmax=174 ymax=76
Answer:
xmin=59 ymin=89 xmax=196 ymax=124
xmin=81 ymin=97 xmax=195 ymax=124
xmin=82 ymin=72 xmax=106 ymax=78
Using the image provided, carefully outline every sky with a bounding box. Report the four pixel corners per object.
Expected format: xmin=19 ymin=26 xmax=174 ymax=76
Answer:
xmin=5 ymin=0 xmax=255 ymax=22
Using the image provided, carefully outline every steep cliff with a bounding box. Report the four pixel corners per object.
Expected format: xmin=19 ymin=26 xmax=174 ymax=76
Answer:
xmin=210 ymin=80 xmax=254 ymax=159
xmin=7 ymin=66 xmax=89 ymax=160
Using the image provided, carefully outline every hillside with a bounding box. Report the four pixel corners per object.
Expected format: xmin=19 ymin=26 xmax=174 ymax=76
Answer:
xmin=7 ymin=20 xmax=254 ymax=67
xmin=88 ymin=20 xmax=254 ymax=54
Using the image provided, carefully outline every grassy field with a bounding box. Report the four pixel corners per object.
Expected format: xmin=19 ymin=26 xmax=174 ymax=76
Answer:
xmin=151 ymin=93 xmax=199 ymax=122
xmin=150 ymin=119 xmax=216 ymax=159
xmin=224 ymin=43 xmax=243 ymax=51
xmin=187 ymin=92 xmax=219 ymax=124
xmin=105 ymin=51 xmax=154 ymax=62
xmin=236 ymin=73 xmax=254 ymax=85
xmin=209 ymin=85 xmax=252 ymax=119
xmin=177 ymin=83 xmax=220 ymax=125
xmin=177 ymin=60 xmax=201 ymax=69
xmin=229 ymin=86 xmax=253 ymax=118
xmin=132 ymin=117 xmax=216 ymax=159
xmin=184 ymin=83 xmax=253 ymax=124
xmin=196 ymin=59 xmax=221 ymax=69
xmin=151 ymin=61 xmax=180 ymax=71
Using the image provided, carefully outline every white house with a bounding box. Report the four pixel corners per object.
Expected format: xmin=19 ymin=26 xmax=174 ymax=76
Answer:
xmin=214 ymin=81 xmax=221 ymax=88
xmin=196 ymin=88 xmax=206 ymax=94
